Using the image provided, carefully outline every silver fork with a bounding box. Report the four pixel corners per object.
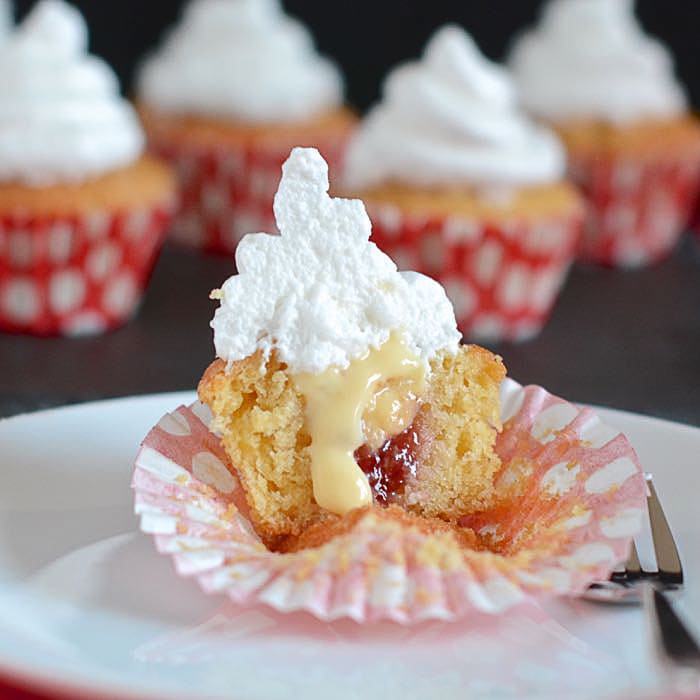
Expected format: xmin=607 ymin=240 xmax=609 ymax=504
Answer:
xmin=585 ymin=474 xmax=683 ymax=603
xmin=586 ymin=474 xmax=700 ymax=688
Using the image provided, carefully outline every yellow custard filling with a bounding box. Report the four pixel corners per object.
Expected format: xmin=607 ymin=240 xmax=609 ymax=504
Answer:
xmin=293 ymin=333 xmax=426 ymax=515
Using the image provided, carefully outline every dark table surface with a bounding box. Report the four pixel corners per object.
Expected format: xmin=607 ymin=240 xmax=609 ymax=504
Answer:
xmin=1 ymin=237 xmax=699 ymax=426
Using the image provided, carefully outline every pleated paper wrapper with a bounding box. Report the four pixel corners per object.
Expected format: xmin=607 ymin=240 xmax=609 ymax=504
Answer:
xmin=148 ymin=134 xmax=351 ymax=257
xmin=132 ymin=379 xmax=646 ymax=624
xmin=570 ymin=154 xmax=700 ymax=268
xmin=0 ymin=203 xmax=174 ymax=336
xmin=367 ymin=204 xmax=582 ymax=344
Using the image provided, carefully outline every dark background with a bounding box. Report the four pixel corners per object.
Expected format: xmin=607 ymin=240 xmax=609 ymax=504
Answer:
xmin=2 ymin=1 xmax=700 ymax=427
xmin=12 ymin=1 xmax=700 ymax=111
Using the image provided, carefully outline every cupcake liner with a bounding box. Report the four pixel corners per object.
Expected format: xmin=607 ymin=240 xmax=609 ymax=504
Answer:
xmin=132 ymin=379 xmax=646 ymax=624
xmin=0 ymin=202 xmax=174 ymax=336
xmin=570 ymin=154 xmax=700 ymax=268
xmin=367 ymin=204 xmax=582 ymax=343
xmin=686 ymin=177 xmax=700 ymax=247
xmin=150 ymin=135 xmax=349 ymax=256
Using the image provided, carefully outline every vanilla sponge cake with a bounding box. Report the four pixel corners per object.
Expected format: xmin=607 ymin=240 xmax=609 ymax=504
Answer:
xmin=199 ymin=344 xmax=504 ymax=548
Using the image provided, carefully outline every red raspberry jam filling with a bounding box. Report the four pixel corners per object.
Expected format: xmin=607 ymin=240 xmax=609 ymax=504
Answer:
xmin=354 ymin=423 xmax=421 ymax=504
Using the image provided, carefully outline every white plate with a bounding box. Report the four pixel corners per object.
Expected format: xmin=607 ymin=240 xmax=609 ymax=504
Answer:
xmin=0 ymin=392 xmax=697 ymax=699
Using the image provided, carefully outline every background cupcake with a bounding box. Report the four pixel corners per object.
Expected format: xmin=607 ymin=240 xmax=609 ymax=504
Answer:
xmin=509 ymin=0 xmax=700 ymax=268
xmin=341 ymin=25 xmax=583 ymax=343
xmin=137 ymin=0 xmax=356 ymax=255
xmin=0 ymin=0 xmax=175 ymax=337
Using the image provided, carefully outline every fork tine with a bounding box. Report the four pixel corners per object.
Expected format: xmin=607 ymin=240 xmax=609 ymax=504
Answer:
xmin=611 ymin=540 xmax=643 ymax=582
xmin=625 ymin=541 xmax=643 ymax=579
xmin=646 ymin=477 xmax=683 ymax=586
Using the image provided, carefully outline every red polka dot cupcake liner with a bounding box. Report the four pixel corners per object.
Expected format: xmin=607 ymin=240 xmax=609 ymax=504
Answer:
xmin=150 ymin=136 xmax=350 ymax=256
xmin=0 ymin=203 xmax=174 ymax=336
xmin=691 ymin=192 xmax=700 ymax=247
xmin=570 ymin=155 xmax=700 ymax=268
xmin=690 ymin=182 xmax=700 ymax=231
xmin=132 ymin=379 xmax=646 ymax=624
xmin=367 ymin=206 xmax=582 ymax=343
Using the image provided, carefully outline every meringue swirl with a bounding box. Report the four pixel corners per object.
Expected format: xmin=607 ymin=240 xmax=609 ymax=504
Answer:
xmin=0 ymin=0 xmax=144 ymax=186
xmin=138 ymin=0 xmax=343 ymax=123
xmin=343 ymin=25 xmax=564 ymax=191
xmin=212 ymin=147 xmax=460 ymax=375
xmin=509 ymin=0 xmax=687 ymax=124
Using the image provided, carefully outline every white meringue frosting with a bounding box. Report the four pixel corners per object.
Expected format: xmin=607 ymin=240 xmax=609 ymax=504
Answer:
xmin=509 ymin=0 xmax=687 ymax=124
xmin=212 ymin=147 xmax=461 ymax=375
xmin=138 ymin=0 xmax=343 ymax=123
xmin=343 ymin=24 xmax=564 ymax=191
xmin=0 ymin=0 xmax=144 ymax=186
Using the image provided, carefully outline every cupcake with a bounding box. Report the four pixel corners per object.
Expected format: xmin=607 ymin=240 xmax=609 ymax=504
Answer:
xmin=133 ymin=148 xmax=647 ymax=623
xmin=0 ymin=0 xmax=175 ymax=336
xmin=137 ymin=0 xmax=356 ymax=255
xmin=198 ymin=147 xmax=503 ymax=546
xmin=509 ymin=0 xmax=700 ymax=268
xmin=340 ymin=25 xmax=583 ymax=343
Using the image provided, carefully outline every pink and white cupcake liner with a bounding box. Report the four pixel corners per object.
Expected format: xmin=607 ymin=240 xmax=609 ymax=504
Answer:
xmin=367 ymin=205 xmax=582 ymax=343
xmin=132 ymin=378 xmax=646 ymax=624
xmin=570 ymin=155 xmax=700 ymax=268
xmin=0 ymin=203 xmax=174 ymax=336
xmin=150 ymin=135 xmax=349 ymax=256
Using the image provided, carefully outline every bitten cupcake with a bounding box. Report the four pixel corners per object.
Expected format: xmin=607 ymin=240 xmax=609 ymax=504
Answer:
xmin=133 ymin=148 xmax=647 ymax=623
xmin=137 ymin=0 xmax=356 ymax=255
xmin=0 ymin=0 xmax=175 ymax=336
xmin=510 ymin=0 xmax=700 ymax=268
xmin=341 ymin=25 xmax=583 ymax=343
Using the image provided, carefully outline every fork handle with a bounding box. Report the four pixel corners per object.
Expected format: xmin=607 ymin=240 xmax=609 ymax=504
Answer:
xmin=644 ymin=584 xmax=700 ymax=692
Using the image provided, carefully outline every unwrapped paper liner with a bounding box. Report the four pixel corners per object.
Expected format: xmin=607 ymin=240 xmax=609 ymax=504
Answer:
xmin=0 ymin=203 xmax=174 ymax=336
xmin=571 ymin=154 xmax=700 ymax=268
xmin=367 ymin=205 xmax=582 ymax=343
xmin=132 ymin=379 xmax=646 ymax=624
xmin=149 ymin=135 xmax=350 ymax=256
